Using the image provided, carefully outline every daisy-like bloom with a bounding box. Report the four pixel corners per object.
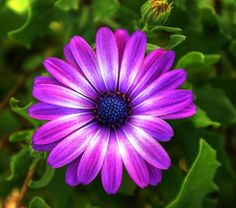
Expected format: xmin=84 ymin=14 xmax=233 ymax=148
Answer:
xmin=29 ymin=27 xmax=196 ymax=194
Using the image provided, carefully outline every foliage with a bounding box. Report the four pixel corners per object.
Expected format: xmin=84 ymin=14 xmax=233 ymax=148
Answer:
xmin=166 ymin=139 xmax=220 ymax=208
xmin=0 ymin=0 xmax=236 ymax=207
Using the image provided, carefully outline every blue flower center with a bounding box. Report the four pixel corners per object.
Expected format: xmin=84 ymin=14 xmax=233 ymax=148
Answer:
xmin=95 ymin=92 xmax=130 ymax=128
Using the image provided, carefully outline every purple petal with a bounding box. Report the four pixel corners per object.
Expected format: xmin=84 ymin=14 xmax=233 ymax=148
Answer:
xmin=133 ymin=90 xmax=194 ymax=116
xmin=116 ymin=129 xmax=149 ymax=188
xmin=65 ymin=158 xmax=81 ymax=186
xmin=44 ymin=57 xmax=97 ymax=99
xmin=101 ymin=132 xmax=123 ymax=194
xmin=123 ymin=123 xmax=171 ymax=169
xmin=63 ymin=44 xmax=80 ymax=70
xmin=70 ymin=36 xmax=106 ymax=93
xmin=118 ymin=31 xmax=146 ymax=94
xmin=129 ymin=50 xmax=175 ymax=98
xmin=127 ymin=49 xmax=165 ymax=94
xmin=96 ymin=27 xmax=119 ymax=92
xmin=34 ymin=76 xmax=62 ymax=86
xmin=143 ymin=49 xmax=175 ymax=82
xmin=77 ymin=128 xmax=110 ymax=185
xmin=114 ymin=29 xmax=129 ymax=66
xmin=33 ymin=84 xmax=94 ymax=109
xmin=32 ymin=112 xmax=93 ymax=145
xmin=147 ymin=164 xmax=162 ymax=186
xmin=132 ymin=69 xmax=187 ymax=106
xmin=160 ymin=103 xmax=197 ymax=120
xmin=129 ymin=115 xmax=174 ymax=142
xmin=33 ymin=140 xmax=61 ymax=152
xmin=28 ymin=102 xmax=84 ymax=120
xmin=48 ymin=122 xmax=99 ymax=168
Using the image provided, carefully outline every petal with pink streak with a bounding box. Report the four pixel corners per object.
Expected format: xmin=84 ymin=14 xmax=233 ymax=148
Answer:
xmin=63 ymin=44 xmax=80 ymax=70
xmin=48 ymin=122 xmax=99 ymax=168
xmin=96 ymin=27 xmax=119 ymax=92
xmin=33 ymin=76 xmax=62 ymax=86
xmin=147 ymin=164 xmax=162 ymax=186
xmin=28 ymin=102 xmax=84 ymax=120
xmin=114 ymin=29 xmax=129 ymax=66
xmin=32 ymin=112 xmax=93 ymax=145
xmin=129 ymin=115 xmax=174 ymax=142
xmin=101 ymin=131 xmax=123 ymax=194
xmin=77 ymin=128 xmax=110 ymax=185
xmin=33 ymin=84 xmax=94 ymax=109
xmin=65 ymin=158 xmax=81 ymax=186
xmin=129 ymin=50 xmax=175 ymax=98
xmin=160 ymin=103 xmax=197 ymax=120
xmin=44 ymin=57 xmax=97 ymax=99
xmin=133 ymin=90 xmax=194 ymax=117
xmin=123 ymin=123 xmax=171 ymax=169
xmin=70 ymin=36 xmax=107 ymax=93
xmin=131 ymin=69 xmax=187 ymax=106
xmin=116 ymin=129 xmax=149 ymax=188
xmin=118 ymin=31 xmax=146 ymax=94
xmin=33 ymin=139 xmax=62 ymax=152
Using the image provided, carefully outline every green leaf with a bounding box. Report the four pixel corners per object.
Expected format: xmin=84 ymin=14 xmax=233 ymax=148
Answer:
xmin=195 ymin=86 xmax=236 ymax=125
xmin=204 ymin=54 xmax=221 ymax=66
xmin=159 ymin=167 xmax=185 ymax=203
xmin=166 ymin=139 xmax=220 ymax=208
xmin=93 ymin=0 xmax=120 ymax=21
xmin=7 ymin=147 xmax=34 ymax=181
xmin=191 ymin=108 xmax=221 ymax=128
xmin=29 ymin=165 xmax=55 ymax=189
xmin=146 ymin=43 xmax=160 ymax=53
xmin=150 ymin=26 xmax=182 ymax=33
xmin=8 ymin=0 xmax=55 ymax=48
xmin=54 ymin=0 xmax=80 ymax=11
xmin=176 ymin=51 xmax=220 ymax=75
xmin=29 ymin=196 xmax=50 ymax=208
xmin=9 ymin=129 xmax=33 ymax=143
xmin=176 ymin=51 xmax=205 ymax=69
xmin=165 ymin=35 xmax=186 ymax=50
xmin=10 ymin=97 xmax=38 ymax=126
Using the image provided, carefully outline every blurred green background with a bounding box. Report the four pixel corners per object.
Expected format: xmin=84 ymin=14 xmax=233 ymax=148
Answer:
xmin=0 ymin=0 xmax=236 ymax=207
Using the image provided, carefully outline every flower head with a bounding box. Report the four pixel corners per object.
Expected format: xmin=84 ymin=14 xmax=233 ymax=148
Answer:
xmin=29 ymin=27 xmax=196 ymax=194
xmin=141 ymin=0 xmax=172 ymax=26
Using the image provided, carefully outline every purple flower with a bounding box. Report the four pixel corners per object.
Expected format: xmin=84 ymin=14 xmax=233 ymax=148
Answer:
xmin=29 ymin=27 xmax=196 ymax=194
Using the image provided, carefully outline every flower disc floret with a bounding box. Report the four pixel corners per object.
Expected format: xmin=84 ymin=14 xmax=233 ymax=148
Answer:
xmin=95 ymin=92 xmax=130 ymax=128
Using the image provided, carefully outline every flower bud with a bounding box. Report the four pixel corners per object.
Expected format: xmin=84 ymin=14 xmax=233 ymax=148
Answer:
xmin=141 ymin=0 xmax=172 ymax=26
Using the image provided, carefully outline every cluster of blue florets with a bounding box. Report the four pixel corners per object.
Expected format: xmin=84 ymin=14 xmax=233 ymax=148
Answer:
xmin=96 ymin=92 xmax=130 ymax=127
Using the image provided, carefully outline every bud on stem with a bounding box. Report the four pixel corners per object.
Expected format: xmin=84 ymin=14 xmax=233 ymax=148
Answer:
xmin=141 ymin=0 xmax=172 ymax=27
